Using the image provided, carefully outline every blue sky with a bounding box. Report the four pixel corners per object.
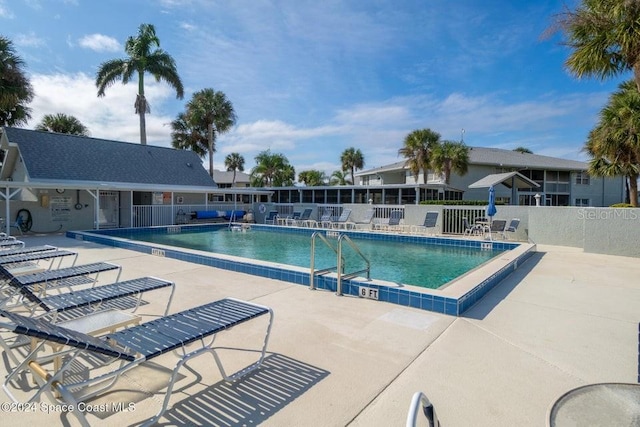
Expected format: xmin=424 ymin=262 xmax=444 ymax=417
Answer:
xmin=0 ymin=0 xmax=626 ymax=178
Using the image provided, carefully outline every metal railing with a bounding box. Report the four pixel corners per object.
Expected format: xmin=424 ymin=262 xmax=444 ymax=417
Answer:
xmin=336 ymin=234 xmax=370 ymax=296
xmin=406 ymin=391 xmax=438 ymax=427
xmin=310 ymin=231 xmax=371 ymax=296
xmin=310 ymin=231 xmax=340 ymax=290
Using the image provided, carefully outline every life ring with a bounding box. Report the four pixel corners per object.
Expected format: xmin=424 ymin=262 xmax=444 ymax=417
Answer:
xmin=258 ymin=204 xmax=267 ymax=214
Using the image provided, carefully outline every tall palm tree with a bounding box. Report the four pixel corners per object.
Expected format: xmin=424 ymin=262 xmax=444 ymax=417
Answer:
xmin=35 ymin=113 xmax=90 ymax=136
xmin=340 ymin=147 xmax=365 ymax=185
xmin=250 ymin=150 xmax=294 ymax=187
xmin=585 ymin=80 xmax=640 ymax=206
xmin=96 ymin=23 xmax=184 ymax=145
xmin=184 ymin=89 xmax=236 ymax=177
xmin=224 ymin=152 xmax=245 ymax=186
xmin=0 ymin=36 xmax=33 ymax=126
xmin=430 ymin=140 xmax=470 ymax=184
xmin=398 ymin=128 xmax=441 ymax=183
xmin=550 ymin=0 xmax=640 ymax=92
xmin=330 ymin=170 xmax=351 ymax=185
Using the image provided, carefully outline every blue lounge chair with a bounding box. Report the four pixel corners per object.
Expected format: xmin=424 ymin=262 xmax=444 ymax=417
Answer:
xmin=293 ymin=208 xmax=313 ymax=226
xmin=410 ymin=211 xmax=439 ymax=235
xmin=331 ymin=208 xmax=353 ymax=229
xmin=375 ymin=210 xmax=403 ymax=232
xmin=498 ymin=218 xmax=520 ymax=240
xmin=0 ymin=262 xmax=122 ymax=296
xmin=0 ymin=249 xmax=78 ymax=270
xmin=354 ymin=209 xmax=375 ymax=230
xmin=0 ymin=297 xmax=274 ymax=427
xmin=264 ymin=210 xmax=278 ymax=225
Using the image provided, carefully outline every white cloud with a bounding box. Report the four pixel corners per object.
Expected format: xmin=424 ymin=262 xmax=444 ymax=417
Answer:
xmin=14 ymin=32 xmax=45 ymax=48
xmin=30 ymin=72 xmax=176 ymax=146
xmin=0 ymin=1 xmax=14 ymax=19
xmin=78 ymin=34 xmax=120 ymax=52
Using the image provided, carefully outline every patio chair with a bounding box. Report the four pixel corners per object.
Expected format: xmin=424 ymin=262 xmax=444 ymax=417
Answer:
xmin=283 ymin=211 xmax=301 ymax=226
xmin=331 ymin=208 xmax=353 ymax=230
xmin=293 ymin=208 xmax=313 ymax=226
xmin=0 ymin=239 xmax=25 ymax=250
xmin=410 ymin=211 xmax=438 ymax=235
xmin=0 ymin=262 xmax=122 ymax=297
xmin=0 ymin=297 xmax=274 ymax=427
xmin=484 ymin=219 xmax=506 ymax=241
xmin=264 ymin=210 xmax=278 ymax=225
xmin=0 ymin=276 xmax=175 ymax=369
xmin=0 ymin=249 xmax=78 ymax=272
xmin=498 ymin=218 xmax=520 ymax=240
xmin=0 ymin=245 xmax=58 ymax=257
xmin=353 ymin=208 xmax=375 ymax=230
xmin=462 ymin=217 xmax=482 ymax=236
xmin=374 ymin=210 xmax=403 ymax=232
xmin=305 ymin=208 xmax=331 ymax=228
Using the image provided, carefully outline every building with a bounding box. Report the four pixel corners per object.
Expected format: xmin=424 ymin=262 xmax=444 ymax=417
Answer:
xmin=355 ymin=147 xmax=626 ymax=207
xmin=0 ymin=127 xmax=268 ymax=232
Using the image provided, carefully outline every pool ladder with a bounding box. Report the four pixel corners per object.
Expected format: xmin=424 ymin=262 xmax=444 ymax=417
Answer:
xmin=309 ymin=231 xmax=370 ymax=295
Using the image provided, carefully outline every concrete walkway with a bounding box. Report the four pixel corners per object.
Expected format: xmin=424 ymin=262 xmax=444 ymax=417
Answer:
xmin=1 ymin=235 xmax=638 ymax=426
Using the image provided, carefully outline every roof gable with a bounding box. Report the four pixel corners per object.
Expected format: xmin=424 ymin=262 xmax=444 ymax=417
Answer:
xmin=3 ymin=127 xmax=216 ymax=187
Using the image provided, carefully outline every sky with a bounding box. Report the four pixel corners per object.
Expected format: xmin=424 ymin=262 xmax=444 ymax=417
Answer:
xmin=0 ymin=0 xmax=627 ymax=179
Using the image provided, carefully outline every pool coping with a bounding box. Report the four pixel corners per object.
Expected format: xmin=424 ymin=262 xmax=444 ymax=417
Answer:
xmin=66 ymin=224 xmax=536 ymax=316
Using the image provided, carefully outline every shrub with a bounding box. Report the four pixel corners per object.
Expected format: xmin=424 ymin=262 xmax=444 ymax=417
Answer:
xmin=609 ymin=203 xmax=635 ymax=208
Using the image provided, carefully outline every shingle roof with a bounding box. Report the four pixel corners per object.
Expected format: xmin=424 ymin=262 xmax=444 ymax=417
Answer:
xmin=357 ymin=146 xmax=587 ymax=175
xmin=3 ymin=127 xmax=216 ymax=187
xmin=468 ymin=147 xmax=587 ymax=170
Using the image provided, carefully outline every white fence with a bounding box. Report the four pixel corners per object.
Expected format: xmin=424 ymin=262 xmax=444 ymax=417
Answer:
xmin=132 ymin=203 xmax=253 ymax=228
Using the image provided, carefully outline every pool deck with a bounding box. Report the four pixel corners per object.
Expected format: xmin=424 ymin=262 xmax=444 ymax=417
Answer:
xmin=1 ymin=234 xmax=638 ymax=426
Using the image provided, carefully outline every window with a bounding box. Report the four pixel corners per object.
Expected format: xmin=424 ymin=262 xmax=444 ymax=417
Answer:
xmin=575 ymin=198 xmax=589 ymax=207
xmin=575 ymin=172 xmax=590 ymax=185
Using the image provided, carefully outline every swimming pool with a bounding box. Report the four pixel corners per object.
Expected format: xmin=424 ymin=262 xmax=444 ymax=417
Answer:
xmin=68 ymin=224 xmax=535 ymax=316
xmin=94 ymin=227 xmax=504 ymax=289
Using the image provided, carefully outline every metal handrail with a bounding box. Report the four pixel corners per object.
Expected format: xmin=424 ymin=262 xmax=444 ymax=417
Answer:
xmin=310 ymin=231 xmax=339 ymax=290
xmin=336 ymin=234 xmax=370 ymax=296
xmin=406 ymin=391 xmax=438 ymax=427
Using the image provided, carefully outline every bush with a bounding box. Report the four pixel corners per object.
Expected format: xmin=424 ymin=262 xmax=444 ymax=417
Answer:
xmin=609 ymin=203 xmax=635 ymax=208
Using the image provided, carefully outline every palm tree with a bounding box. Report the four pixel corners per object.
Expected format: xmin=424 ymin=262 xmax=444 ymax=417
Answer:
xmin=330 ymin=170 xmax=351 ymax=185
xmin=513 ymin=146 xmax=533 ymax=154
xmin=340 ymin=148 xmax=365 ymax=185
xmin=0 ymin=36 xmax=33 ymax=126
xmin=549 ymin=0 xmax=640 ymax=92
xmin=250 ymin=150 xmax=294 ymax=187
xmin=184 ymin=89 xmax=236 ymax=177
xmin=398 ymin=128 xmax=441 ymax=183
xmin=298 ymin=170 xmax=327 ymax=186
xmin=35 ymin=113 xmax=90 ymax=136
xmin=430 ymin=140 xmax=470 ymax=184
xmin=170 ymin=112 xmax=208 ymax=157
xmin=96 ymin=23 xmax=184 ymax=145
xmin=224 ymin=152 xmax=245 ymax=186
xmin=585 ymin=80 xmax=640 ymax=206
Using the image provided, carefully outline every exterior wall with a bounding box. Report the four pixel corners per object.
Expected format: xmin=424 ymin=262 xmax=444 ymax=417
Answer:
xmin=571 ymin=175 xmax=625 ymax=207
xmin=1 ymin=194 xmax=96 ymax=234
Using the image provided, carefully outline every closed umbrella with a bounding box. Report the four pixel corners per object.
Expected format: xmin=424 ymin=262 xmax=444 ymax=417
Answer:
xmin=487 ymin=185 xmax=497 ymax=222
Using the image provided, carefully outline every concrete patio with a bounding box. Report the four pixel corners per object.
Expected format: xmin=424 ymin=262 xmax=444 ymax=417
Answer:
xmin=1 ymin=234 xmax=638 ymax=426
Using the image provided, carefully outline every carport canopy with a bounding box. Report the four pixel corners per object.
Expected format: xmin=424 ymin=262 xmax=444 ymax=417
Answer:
xmin=468 ymin=171 xmax=540 ymax=189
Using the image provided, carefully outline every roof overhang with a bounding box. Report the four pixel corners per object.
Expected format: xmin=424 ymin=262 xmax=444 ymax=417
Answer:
xmin=0 ymin=180 xmax=273 ymax=195
xmin=468 ymin=172 xmax=540 ymax=189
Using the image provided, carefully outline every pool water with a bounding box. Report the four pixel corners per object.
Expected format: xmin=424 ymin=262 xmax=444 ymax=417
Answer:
xmin=113 ymin=228 xmax=504 ymax=289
